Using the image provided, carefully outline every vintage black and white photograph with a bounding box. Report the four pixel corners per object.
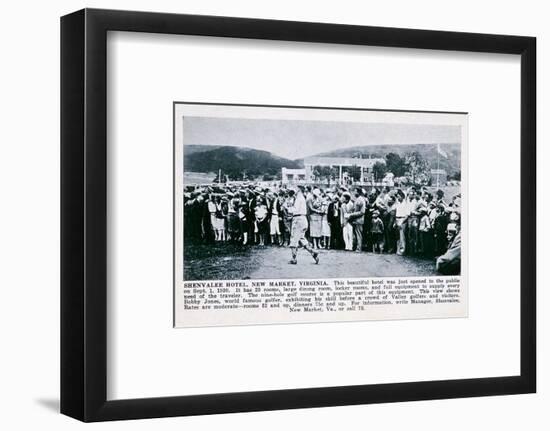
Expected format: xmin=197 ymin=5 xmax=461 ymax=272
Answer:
xmin=174 ymin=103 xmax=467 ymax=327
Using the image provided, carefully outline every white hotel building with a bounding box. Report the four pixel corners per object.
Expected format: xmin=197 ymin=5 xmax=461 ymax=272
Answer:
xmin=282 ymin=156 xmax=385 ymax=185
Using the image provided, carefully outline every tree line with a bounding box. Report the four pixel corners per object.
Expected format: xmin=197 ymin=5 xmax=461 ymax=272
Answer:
xmin=311 ymin=152 xmax=460 ymax=185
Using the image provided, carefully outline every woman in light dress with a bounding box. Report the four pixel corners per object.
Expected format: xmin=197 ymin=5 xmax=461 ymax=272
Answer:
xmin=308 ymin=189 xmax=324 ymax=249
xmin=208 ymin=195 xmax=224 ymax=242
xmin=214 ymin=195 xmax=226 ymax=242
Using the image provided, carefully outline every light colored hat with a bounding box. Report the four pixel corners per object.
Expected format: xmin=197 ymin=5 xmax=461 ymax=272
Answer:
xmin=343 ymin=191 xmax=352 ymax=199
xmin=313 ymin=188 xmax=321 ymax=197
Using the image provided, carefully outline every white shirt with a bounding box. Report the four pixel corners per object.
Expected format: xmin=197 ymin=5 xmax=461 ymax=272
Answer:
xmin=341 ymin=201 xmax=354 ymax=225
xmin=406 ymin=198 xmax=420 ymax=214
xmin=395 ymin=200 xmax=410 ymax=218
xmin=291 ymin=193 xmax=307 ymax=216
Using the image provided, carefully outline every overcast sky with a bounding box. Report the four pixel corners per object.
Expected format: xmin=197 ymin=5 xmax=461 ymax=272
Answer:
xmin=182 ymin=116 xmax=461 ymax=160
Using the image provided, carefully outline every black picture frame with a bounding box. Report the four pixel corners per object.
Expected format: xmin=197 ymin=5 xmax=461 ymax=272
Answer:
xmin=61 ymin=8 xmax=536 ymax=422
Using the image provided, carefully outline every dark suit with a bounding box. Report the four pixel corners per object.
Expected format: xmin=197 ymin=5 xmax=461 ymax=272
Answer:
xmin=327 ymin=201 xmax=342 ymax=249
xmin=348 ymin=196 xmax=366 ymax=251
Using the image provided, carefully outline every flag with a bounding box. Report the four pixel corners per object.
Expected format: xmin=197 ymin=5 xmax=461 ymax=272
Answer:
xmin=437 ymin=143 xmax=448 ymax=158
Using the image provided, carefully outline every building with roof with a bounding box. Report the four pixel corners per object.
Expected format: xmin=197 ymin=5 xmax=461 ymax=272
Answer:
xmin=281 ymin=167 xmax=307 ymax=184
xmin=303 ymin=156 xmax=385 ymax=184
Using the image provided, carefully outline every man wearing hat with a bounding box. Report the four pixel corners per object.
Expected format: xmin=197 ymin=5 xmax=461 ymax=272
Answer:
xmin=281 ymin=189 xmax=295 ymax=246
xmin=435 ymin=189 xmax=449 ymax=212
xmin=385 ymin=194 xmax=397 ymax=253
xmin=433 ymin=202 xmax=449 ymax=256
xmin=288 ymin=185 xmax=319 ymax=265
xmin=268 ymin=190 xmax=283 ymax=246
xmin=327 ymin=191 xmax=342 ymax=250
xmin=436 ymin=225 xmax=461 ymax=275
xmin=340 ymin=192 xmax=354 ymax=251
xmin=406 ymin=188 xmax=421 ymax=255
xmin=347 ymin=187 xmax=366 ymax=252
xmin=394 ymin=189 xmax=409 ymax=255
xmin=241 ymin=190 xmax=255 ymax=245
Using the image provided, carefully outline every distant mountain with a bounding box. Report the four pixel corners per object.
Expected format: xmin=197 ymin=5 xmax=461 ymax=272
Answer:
xmin=184 ymin=143 xmax=462 ymax=180
xmin=184 ymin=145 xmax=302 ymax=180
xmin=184 ymin=144 xmax=223 ymax=156
xmin=306 ymin=143 xmax=461 ymax=175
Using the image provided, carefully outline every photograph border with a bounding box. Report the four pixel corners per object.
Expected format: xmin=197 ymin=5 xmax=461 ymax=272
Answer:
xmin=173 ymin=101 xmax=469 ymax=328
xmin=61 ymin=8 xmax=536 ymax=422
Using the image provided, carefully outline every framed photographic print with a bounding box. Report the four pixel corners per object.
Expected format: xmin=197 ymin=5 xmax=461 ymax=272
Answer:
xmin=61 ymin=8 xmax=536 ymax=422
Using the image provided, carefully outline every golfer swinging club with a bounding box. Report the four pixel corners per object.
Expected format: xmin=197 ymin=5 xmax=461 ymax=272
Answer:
xmin=288 ymin=185 xmax=319 ymax=265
